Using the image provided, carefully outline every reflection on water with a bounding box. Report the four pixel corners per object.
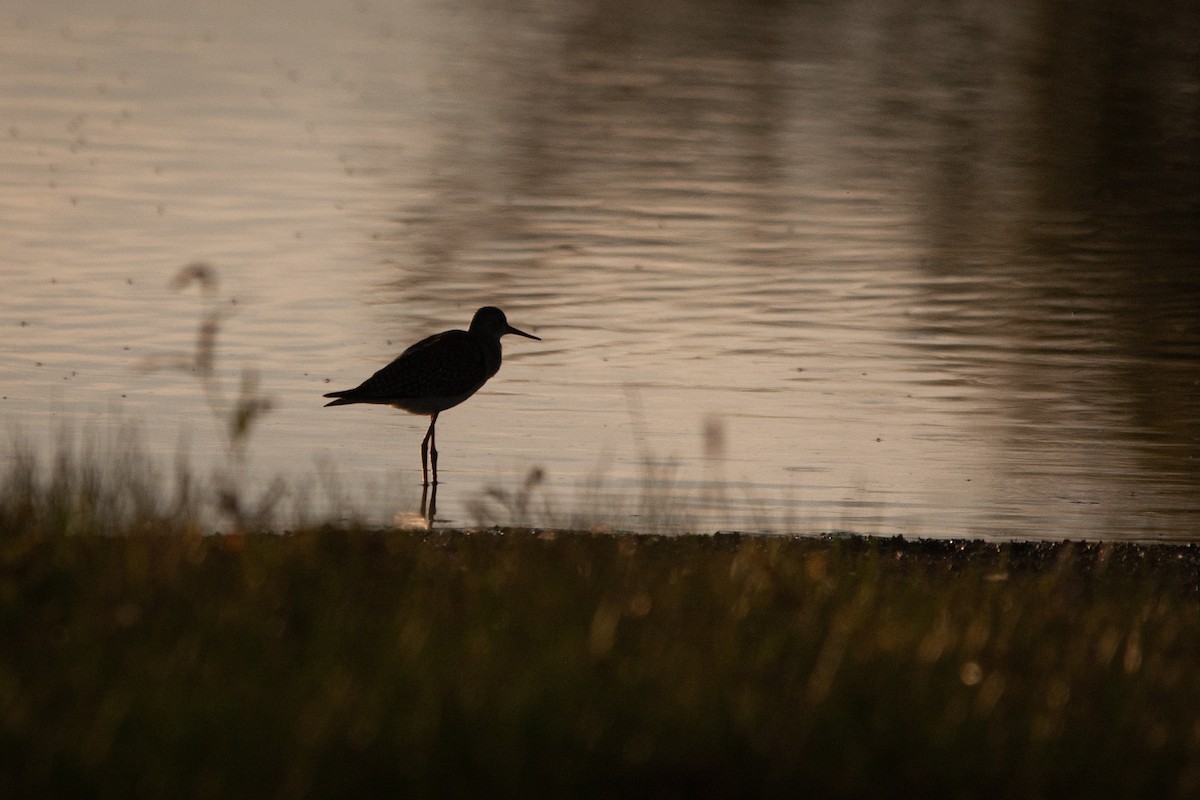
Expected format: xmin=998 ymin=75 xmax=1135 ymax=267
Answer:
xmin=1 ymin=0 xmax=1197 ymax=539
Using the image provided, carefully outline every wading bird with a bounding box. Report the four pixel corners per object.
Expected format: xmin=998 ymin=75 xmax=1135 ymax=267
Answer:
xmin=324 ymin=306 xmax=541 ymax=486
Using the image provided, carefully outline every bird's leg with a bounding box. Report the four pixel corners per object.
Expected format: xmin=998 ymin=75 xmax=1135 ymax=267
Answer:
xmin=420 ymin=414 xmax=433 ymax=487
xmin=430 ymin=413 xmax=439 ymax=485
xmin=420 ymin=441 xmax=427 ymax=487
xmin=421 ymin=413 xmax=439 ymax=487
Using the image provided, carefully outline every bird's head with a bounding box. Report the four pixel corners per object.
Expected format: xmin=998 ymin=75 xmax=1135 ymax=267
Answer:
xmin=471 ymin=306 xmax=541 ymax=341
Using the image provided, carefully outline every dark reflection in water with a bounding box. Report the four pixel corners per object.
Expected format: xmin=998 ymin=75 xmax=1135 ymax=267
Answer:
xmin=908 ymin=0 xmax=1200 ymax=485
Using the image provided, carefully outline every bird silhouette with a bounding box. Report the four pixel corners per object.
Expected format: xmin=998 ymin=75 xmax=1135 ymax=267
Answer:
xmin=324 ymin=306 xmax=540 ymax=486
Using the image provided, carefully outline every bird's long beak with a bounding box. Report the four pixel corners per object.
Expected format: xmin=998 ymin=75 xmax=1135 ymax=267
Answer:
xmin=506 ymin=324 xmax=541 ymax=341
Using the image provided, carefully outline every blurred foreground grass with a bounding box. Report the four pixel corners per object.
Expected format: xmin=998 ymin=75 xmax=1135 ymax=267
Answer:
xmin=3 ymin=526 xmax=1199 ymax=798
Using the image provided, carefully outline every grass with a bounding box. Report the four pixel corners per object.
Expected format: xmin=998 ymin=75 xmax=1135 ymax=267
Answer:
xmin=2 ymin=523 xmax=1199 ymax=798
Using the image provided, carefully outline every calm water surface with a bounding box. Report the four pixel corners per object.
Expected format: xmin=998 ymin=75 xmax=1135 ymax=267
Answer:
xmin=3 ymin=0 xmax=1198 ymax=538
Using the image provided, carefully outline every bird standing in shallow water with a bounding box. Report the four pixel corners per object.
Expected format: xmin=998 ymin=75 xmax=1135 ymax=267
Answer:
xmin=323 ymin=306 xmax=541 ymax=487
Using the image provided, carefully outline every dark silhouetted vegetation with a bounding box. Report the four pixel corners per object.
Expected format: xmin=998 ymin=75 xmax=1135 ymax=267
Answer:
xmin=2 ymin=525 xmax=1199 ymax=798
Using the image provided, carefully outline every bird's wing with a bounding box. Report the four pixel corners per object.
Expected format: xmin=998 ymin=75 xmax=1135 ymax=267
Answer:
xmin=349 ymin=330 xmax=488 ymax=401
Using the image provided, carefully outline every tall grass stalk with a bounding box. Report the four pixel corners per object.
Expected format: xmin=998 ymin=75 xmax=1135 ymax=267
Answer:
xmin=141 ymin=263 xmax=281 ymax=532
